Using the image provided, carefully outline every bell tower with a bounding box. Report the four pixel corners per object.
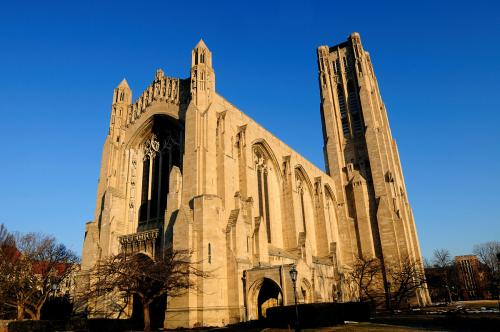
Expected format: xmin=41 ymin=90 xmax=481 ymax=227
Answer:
xmin=318 ymin=33 xmax=430 ymax=306
xmin=190 ymin=39 xmax=215 ymax=109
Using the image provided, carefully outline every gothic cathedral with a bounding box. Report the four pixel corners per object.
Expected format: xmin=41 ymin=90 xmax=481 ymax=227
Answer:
xmin=80 ymin=34 xmax=430 ymax=328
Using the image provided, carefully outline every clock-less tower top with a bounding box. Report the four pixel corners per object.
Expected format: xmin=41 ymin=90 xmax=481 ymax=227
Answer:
xmin=318 ymin=33 xmax=430 ymax=306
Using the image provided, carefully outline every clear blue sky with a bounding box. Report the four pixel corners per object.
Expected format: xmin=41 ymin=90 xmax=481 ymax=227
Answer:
xmin=0 ymin=0 xmax=499 ymax=260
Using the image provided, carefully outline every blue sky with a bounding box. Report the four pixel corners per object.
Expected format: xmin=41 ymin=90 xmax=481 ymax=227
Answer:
xmin=0 ymin=0 xmax=498 ymax=259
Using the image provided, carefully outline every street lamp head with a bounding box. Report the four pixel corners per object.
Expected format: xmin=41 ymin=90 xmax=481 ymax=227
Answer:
xmin=290 ymin=265 xmax=298 ymax=282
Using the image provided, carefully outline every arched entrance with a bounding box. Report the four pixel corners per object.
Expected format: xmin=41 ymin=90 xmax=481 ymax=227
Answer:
xmin=258 ymin=278 xmax=282 ymax=318
xmin=248 ymin=277 xmax=283 ymax=319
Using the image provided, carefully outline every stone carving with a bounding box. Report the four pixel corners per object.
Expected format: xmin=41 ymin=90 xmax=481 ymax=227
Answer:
xmin=253 ymin=147 xmax=265 ymax=167
xmin=296 ymin=175 xmax=304 ymax=193
xmin=119 ymin=228 xmax=159 ymax=245
xmin=385 ymin=170 xmax=394 ymax=182
xmin=126 ymin=73 xmax=190 ymax=127
xmin=128 ymin=151 xmax=137 ymax=223
xmin=119 ymin=229 xmax=160 ymax=256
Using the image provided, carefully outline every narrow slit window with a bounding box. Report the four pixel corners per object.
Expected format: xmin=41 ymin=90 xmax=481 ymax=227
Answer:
xmin=337 ymin=85 xmax=347 ymax=118
xmin=257 ymin=168 xmax=264 ymax=216
xmin=300 ymin=190 xmax=307 ymax=234
xmin=208 ymin=243 xmax=212 ymax=264
xmin=263 ymin=170 xmax=271 ymax=243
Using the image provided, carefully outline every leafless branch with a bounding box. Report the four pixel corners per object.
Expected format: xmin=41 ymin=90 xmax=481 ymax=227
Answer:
xmin=0 ymin=231 xmax=78 ymax=320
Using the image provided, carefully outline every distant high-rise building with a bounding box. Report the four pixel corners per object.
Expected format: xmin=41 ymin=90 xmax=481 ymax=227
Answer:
xmin=455 ymin=255 xmax=489 ymax=300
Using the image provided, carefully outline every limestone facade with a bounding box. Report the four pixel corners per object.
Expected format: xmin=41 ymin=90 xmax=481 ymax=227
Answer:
xmin=80 ymin=34 xmax=430 ymax=328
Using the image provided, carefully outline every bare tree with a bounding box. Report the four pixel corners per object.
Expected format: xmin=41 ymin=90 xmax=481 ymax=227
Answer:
xmin=388 ymin=258 xmax=427 ymax=310
xmin=0 ymin=224 xmax=13 ymax=246
xmin=473 ymin=241 xmax=500 ymax=275
xmin=431 ymin=248 xmax=455 ymax=303
xmin=0 ymin=224 xmax=17 ymax=318
xmin=78 ymin=248 xmax=208 ymax=332
xmin=0 ymin=232 xmax=78 ymax=320
xmin=423 ymin=257 xmax=432 ymax=269
xmin=432 ymin=249 xmax=452 ymax=268
xmin=347 ymin=256 xmax=384 ymax=308
xmin=473 ymin=241 xmax=500 ymax=298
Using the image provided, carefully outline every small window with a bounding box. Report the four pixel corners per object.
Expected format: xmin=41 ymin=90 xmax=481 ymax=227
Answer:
xmin=333 ymin=60 xmax=339 ymax=75
xmin=208 ymin=243 xmax=212 ymax=264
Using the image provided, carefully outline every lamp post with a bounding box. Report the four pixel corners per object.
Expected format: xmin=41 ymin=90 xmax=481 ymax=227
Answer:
xmin=242 ymin=271 xmax=248 ymax=321
xmin=289 ymin=265 xmax=300 ymax=332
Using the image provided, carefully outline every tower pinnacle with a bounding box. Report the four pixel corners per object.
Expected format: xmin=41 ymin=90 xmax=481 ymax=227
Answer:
xmin=190 ymin=39 xmax=215 ymax=109
xmin=113 ymin=78 xmax=132 ymax=105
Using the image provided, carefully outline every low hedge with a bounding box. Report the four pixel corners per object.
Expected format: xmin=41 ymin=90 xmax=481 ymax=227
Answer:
xmin=5 ymin=318 xmax=142 ymax=332
xmin=266 ymin=302 xmax=371 ymax=328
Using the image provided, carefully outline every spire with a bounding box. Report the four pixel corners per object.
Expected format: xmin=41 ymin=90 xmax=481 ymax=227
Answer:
xmin=190 ymin=39 xmax=215 ymax=109
xmin=113 ymin=78 xmax=132 ymax=105
xmin=194 ymin=38 xmax=208 ymax=50
xmin=192 ymin=39 xmax=212 ymax=68
xmin=117 ymin=78 xmax=130 ymax=89
xmin=349 ymin=32 xmax=364 ymax=58
xmin=109 ymin=77 xmax=132 ymax=139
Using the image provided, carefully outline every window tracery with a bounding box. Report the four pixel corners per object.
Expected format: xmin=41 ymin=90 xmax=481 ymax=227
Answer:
xmin=253 ymin=146 xmax=272 ymax=243
xmin=138 ymin=120 xmax=182 ymax=227
xmin=296 ymin=175 xmax=307 ymax=234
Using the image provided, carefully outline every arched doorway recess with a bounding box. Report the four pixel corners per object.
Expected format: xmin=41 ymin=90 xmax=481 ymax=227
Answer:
xmin=255 ymin=278 xmax=282 ymax=319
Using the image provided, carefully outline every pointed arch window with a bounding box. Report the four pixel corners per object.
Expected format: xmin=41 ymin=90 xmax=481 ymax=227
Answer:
xmin=337 ymin=85 xmax=350 ymax=137
xmin=296 ymin=177 xmax=307 ymax=234
xmin=138 ymin=117 xmax=182 ymax=227
xmin=254 ymin=147 xmax=272 ymax=243
xmin=347 ymin=81 xmax=364 ymax=135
